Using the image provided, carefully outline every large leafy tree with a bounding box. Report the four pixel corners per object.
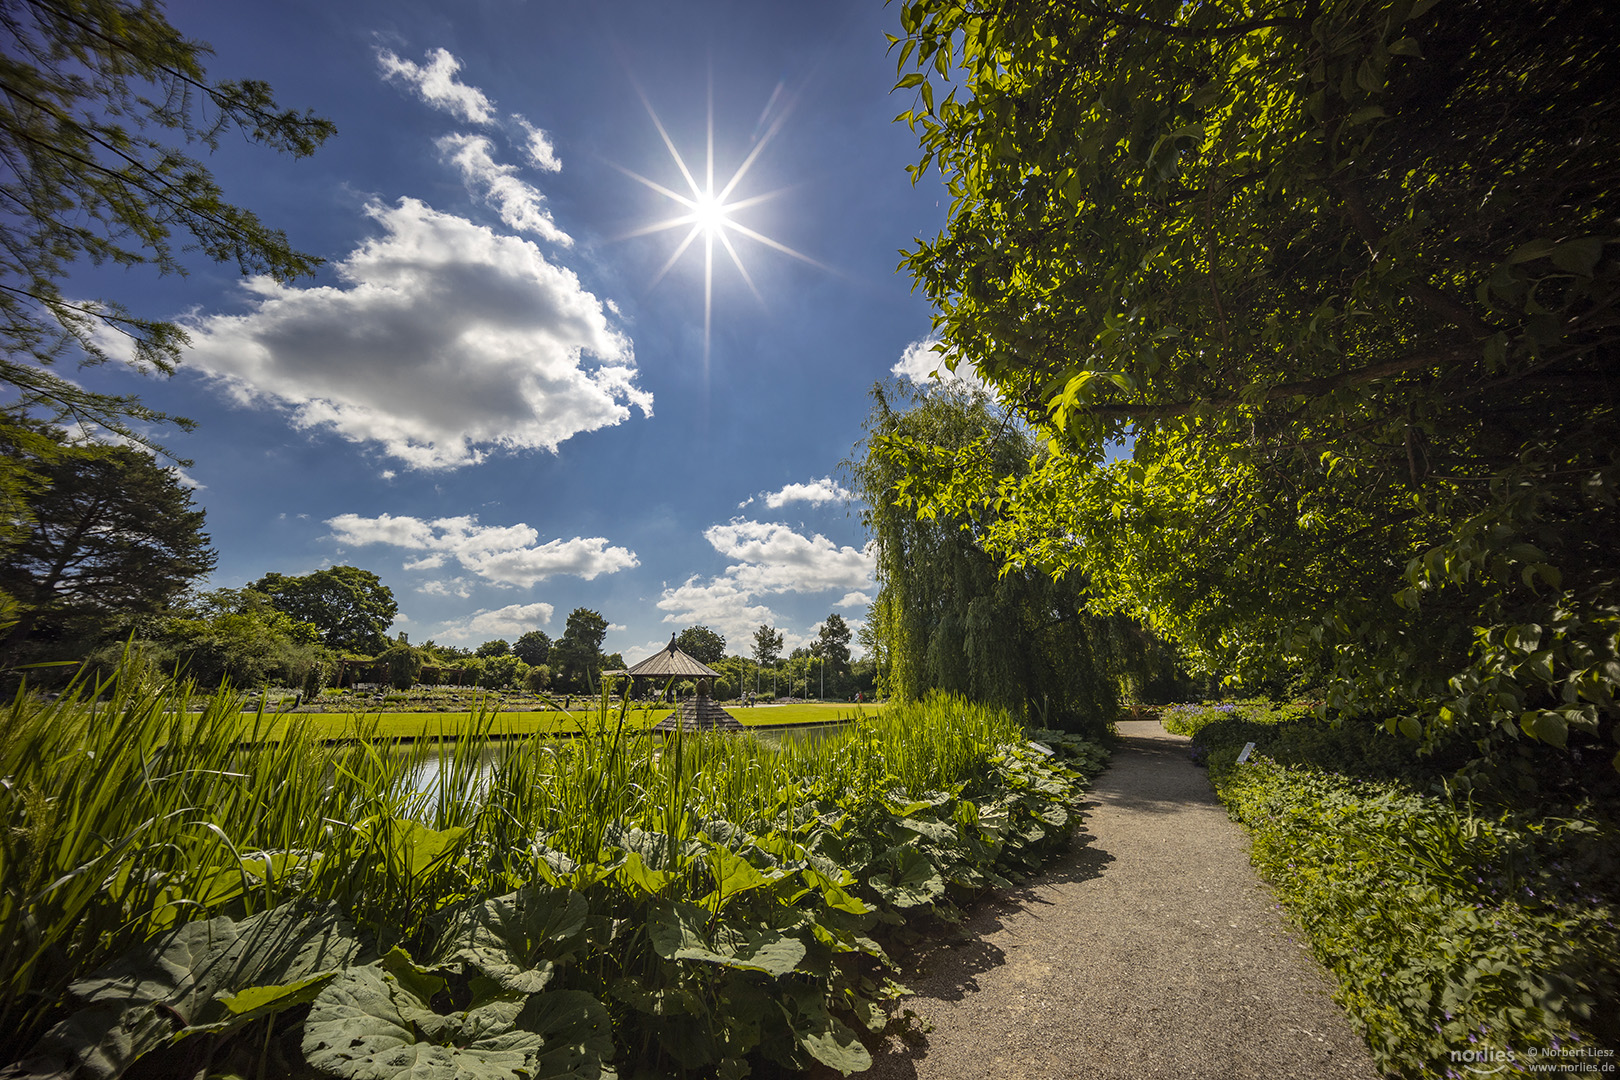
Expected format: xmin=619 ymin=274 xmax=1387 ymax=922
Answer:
xmin=751 ymin=624 xmax=783 ymax=668
xmin=551 ymin=607 xmax=608 ymax=691
xmin=886 ymin=0 xmax=1618 ymax=767
xmin=813 ymin=614 xmax=852 ymax=673
xmin=675 ymin=624 xmax=726 ymax=665
xmin=249 ymin=566 xmax=396 ymax=656
xmin=0 ymin=431 xmax=215 ymax=653
xmin=854 ymin=383 xmax=1124 ymax=730
xmin=513 ymin=629 xmax=551 ymax=666
xmin=0 ymin=0 xmax=335 ymax=452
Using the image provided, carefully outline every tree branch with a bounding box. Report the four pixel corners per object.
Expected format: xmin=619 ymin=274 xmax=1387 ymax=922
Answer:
xmin=1333 ymin=176 xmax=1495 ymax=340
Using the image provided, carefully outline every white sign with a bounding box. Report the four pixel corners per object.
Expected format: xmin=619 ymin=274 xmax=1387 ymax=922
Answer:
xmin=1236 ymin=741 xmax=1256 ymax=764
xmin=1028 ymin=741 xmax=1055 ymax=756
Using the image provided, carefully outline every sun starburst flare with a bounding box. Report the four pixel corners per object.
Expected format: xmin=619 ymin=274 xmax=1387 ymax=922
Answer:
xmin=612 ymin=78 xmax=826 ymax=372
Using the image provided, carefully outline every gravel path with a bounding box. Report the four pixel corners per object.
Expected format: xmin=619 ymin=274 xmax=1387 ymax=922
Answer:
xmin=855 ymin=721 xmax=1382 ymax=1080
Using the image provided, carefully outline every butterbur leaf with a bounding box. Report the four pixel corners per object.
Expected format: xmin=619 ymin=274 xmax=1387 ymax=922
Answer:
xmin=378 ymin=819 xmax=470 ymax=880
xmin=441 ymin=885 xmax=587 ymax=993
xmin=184 ymin=971 xmax=338 ymax=1035
xmin=16 ymin=903 xmax=370 ymax=1080
xmin=616 ymin=850 xmax=677 ymax=896
xmin=701 ymin=846 xmax=789 ymax=909
xmin=867 ymin=849 xmax=944 ymax=908
xmin=780 ymin=984 xmax=872 ymax=1076
xmin=302 ymin=962 xmax=611 ymax=1080
xmin=647 ymin=901 xmax=805 ymax=976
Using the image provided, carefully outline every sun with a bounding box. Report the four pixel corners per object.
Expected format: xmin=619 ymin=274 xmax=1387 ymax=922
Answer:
xmin=611 ymin=78 xmax=824 ymax=372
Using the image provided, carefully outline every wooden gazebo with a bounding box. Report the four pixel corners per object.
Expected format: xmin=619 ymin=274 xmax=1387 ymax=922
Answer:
xmin=627 ymin=634 xmax=744 ymax=733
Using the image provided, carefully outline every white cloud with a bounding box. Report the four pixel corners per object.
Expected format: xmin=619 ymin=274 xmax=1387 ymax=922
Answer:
xmin=656 ymin=576 xmax=781 ymax=643
xmin=437 ymin=602 xmax=555 ymax=642
xmin=762 ymin=476 xmax=851 ymax=509
xmin=513 ymin=116 xmax=562 ymax=173
xmin=377 ymin=47 xmax=495 ymax=124
xmin=438 ymin=134 xmax=571 ymax=246
xmin=836 ymin=591 xmax=871 ymax=609
xmin=656 ymin=519 xmax=875 ymax=642
xmin=703 ymin=520 xmax=873 ymax=595
xmin=328 ymin=511 xmax=639 ymax=588
xmin=892 ymin=337 xmax=988 ymax=392
xmin=184 ymin=198 xmax=651 ymax=469
xmin=418 ymin=578 xmax=472 ymax=598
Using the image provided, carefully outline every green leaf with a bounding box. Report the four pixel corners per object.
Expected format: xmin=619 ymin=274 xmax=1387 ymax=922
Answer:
xmin=1533 ymin=711 xmax=1569 ymax=749
xmin=647 ymin=900 xmax=805 ymax=976
xmin=440 ymin=885 xmax=588 ymax=994
xmin=1550 ymin=236 xmax=1604 ymax=277
xmin=382 ymin=819 xmax=471 ymax=880
xmin=867 ymin=849 xmax=944 ymax=908
xmin=700 ymin=845 xmax=789 ymax=909
xmin=17 ymin=904 xmax=371 ymax=1080
xmin=617 ymin=849 xmax=678 ymax=896
xmin=183 ymin=971 xmax=338 ymax=1035
xmin=302 ymin=963 xmax=612 ymax=1080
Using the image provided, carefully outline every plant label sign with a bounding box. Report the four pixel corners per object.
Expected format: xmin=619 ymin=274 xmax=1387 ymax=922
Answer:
xmin=1236 ymin=742 xmax=1256 ymax=765
xmin=1028 ymin=741 xmax=1055 ymax=756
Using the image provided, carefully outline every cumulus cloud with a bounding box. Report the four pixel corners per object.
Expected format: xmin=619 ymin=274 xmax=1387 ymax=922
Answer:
xmin=836 ymin=591 xmax=871 ymax=608
xmin=703 ymin=521 xmax=872 ymax=595
xmin=377 ymin=47 xmax=495 ymax=124
xmin=656 ymin=519 xmax=875 ymax=641
xmin=437 ymin=602 xmax=555 ymax=642
xmin=438 ymin=134 xmax=570 ymax=246
xmin=761 ymin=476 xmax=851 ymax=509
xmin=327 ymin=511 xmax=639 ymax=588
xmin=656 ymin=576 xmax=781 ymax=643
xmin=892 ymin=337 xmax=988 ymax=392
xmin=183 ymin=198 xmax=651 ymax=469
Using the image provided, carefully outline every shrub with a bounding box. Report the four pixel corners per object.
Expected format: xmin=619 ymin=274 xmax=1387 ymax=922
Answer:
xmin=523 ymin=663 xmax=550 ymax=693
xmin=1217 ymin=760 xmax=1618 ymax=1077
xmin=1189 ymin=712 xmax=1620 ymax=1077
xmin=1159 ymin=697 xmax=1316 ymax=737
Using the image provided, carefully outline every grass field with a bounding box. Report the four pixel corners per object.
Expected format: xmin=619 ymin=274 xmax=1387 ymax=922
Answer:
xmin=243 ymin=700 xmax=876 ymax=740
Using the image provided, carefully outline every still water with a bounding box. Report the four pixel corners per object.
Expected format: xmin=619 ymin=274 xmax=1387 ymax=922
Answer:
xmin=401 ymin=723 xmax=845 ymax=799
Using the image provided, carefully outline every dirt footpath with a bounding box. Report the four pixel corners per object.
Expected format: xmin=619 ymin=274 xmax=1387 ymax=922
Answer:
xmin=856 ymin=720 xmax=1382 ymax=1080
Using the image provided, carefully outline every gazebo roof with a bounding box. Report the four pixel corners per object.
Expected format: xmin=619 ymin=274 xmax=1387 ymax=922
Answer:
xmin=624 ymin=635 xmax=723 ymax=679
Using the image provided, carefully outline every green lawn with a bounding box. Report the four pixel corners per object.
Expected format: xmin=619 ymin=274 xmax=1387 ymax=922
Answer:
xmin=242 ymin=701 xmax=876 ymax=741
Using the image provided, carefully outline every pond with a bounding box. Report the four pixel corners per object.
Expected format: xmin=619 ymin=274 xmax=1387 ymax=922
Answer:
xmin=400 ymin=722 xmax=848 ymax=800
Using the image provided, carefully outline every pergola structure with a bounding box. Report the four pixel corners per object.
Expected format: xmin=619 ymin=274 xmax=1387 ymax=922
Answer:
xmin=625 ymin=634 xmax=745 ymax=733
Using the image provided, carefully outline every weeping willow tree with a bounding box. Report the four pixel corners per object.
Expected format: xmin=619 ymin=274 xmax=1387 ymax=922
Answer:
xmin=851 ymin=381 xmax=1146 ymax=732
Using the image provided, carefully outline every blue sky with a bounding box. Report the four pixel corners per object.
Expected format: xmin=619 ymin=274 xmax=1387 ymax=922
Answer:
xmin=67 ymin=0 xmax=971 ymax=662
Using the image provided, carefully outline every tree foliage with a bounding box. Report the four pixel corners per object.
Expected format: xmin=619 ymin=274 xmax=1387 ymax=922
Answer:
xmin=853 ymin=383 xmax=1127 ymax=732
xmin=0 ymin=0 xmax=335 ymax=451
xmin=887 ymin=0 xmax=1618 ymax=769
xmin=813 ymin=614 xmax=852 ymax=673
xmin=158 ymin=587 xmax=331 ymax=690
xmin=475 ymin=638 xmax=510 ymax=659
xmin=751 ymin=624 xmax=783 ymax=669
xmin=250 ymin=566 xmax=396 ymax=656
xmin=513 ymin=629 xmax=551 ymax=666
xmin=551 ymin=607 xmax=608 ymax=691
xmin=0 ymin=428 xmax=214 ymax=655
xmin=675 ymin=625 xmax=726 ymax=665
